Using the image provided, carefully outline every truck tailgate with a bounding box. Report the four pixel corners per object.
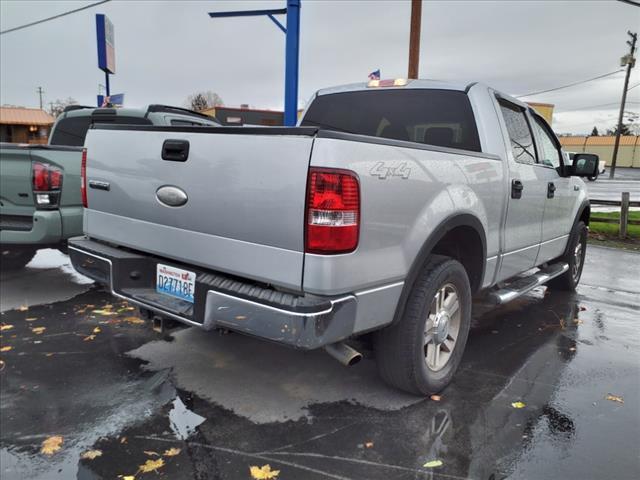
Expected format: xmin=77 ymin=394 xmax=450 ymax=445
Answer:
xmin=83 ymin=126 xmax=317 ymax=291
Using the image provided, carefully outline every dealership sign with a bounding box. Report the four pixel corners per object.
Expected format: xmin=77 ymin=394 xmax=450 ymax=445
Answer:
xmin=96 ymin=14 xmax=115 ymax=74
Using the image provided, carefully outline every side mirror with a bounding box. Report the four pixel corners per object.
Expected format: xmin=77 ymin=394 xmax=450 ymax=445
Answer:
xmin=570 ymin=153 xmax=599 ymax=177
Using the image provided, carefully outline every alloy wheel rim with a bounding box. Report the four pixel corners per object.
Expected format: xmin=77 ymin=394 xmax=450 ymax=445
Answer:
xmin=424 ymin=283 xmax=461 ymax=372
xmin=573 ymin=240 xmax=583 ymax=281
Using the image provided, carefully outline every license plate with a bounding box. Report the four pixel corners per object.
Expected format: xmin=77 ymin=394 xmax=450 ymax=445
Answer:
xmin=156 ymin=263 xmax=196 ymax=303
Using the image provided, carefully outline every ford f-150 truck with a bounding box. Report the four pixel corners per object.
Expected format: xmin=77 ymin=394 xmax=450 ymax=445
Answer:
xmin=0 ymin=105 xmax=218 ymax=269
xmin=68 ymin=79 xmax=598 ymax=395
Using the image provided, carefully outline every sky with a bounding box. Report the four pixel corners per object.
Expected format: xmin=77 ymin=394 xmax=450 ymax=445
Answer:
xmin=1 ymin=0 xmax=639 ymax=135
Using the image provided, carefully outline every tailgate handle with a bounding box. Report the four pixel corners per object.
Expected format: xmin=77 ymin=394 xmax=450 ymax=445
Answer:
xmin=162 ymin=139 xmax=190 ymax=162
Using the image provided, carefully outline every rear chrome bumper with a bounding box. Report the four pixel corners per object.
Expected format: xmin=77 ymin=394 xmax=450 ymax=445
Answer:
xmin=68 ymin=237 xmax=359 ymax=349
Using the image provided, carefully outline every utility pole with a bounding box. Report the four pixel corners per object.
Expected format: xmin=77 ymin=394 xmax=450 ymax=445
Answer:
xmin=408 ymin=0 xmax=422 ymax=79
xmin=610 ymin=30 xmax=637 ymax=179
xmin=36 ymin=86 xmax=44 ymax=109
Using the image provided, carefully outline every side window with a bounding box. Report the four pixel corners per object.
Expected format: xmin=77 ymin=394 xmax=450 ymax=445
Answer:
xmin=498 ymin=100 xmax=536 ymax=165
xmin=531 ymin=115 xmax=562 ymax=169
xmin=170 ymin=119 xmax=202 ymax=126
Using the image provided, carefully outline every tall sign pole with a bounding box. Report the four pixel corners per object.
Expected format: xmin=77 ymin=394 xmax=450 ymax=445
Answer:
xmin=208 ymin=1 xmax=301 ymax=126
xmin=408 ymin=0 xmax=422 ymax=79
xmin=610 ymin=30 xmax=637 ymax=179
xmin=284 ymin=0 xmax=301 ymax=126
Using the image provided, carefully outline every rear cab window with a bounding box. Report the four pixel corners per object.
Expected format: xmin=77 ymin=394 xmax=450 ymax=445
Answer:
xmin=301 ymin=89 xmax=482 ymax=152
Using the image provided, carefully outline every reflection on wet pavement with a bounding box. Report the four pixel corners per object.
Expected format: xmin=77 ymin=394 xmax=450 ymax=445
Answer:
xmin=0 ymin=246 xmax=639 ymax=479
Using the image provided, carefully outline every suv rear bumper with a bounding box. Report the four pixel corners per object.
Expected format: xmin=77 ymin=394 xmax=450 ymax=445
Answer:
xmin=68 ymin=237 xmax=363 ymax=349
xmin=0 ymin=206 xmax=83 ymax=246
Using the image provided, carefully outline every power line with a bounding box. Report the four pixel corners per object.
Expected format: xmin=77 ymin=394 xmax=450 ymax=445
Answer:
xmin=617 ymin=0 xmax=640 ymax=7
xmin=0 ymin=0 xmax=111 ymax=35
xmin=628 ymin=82 xmax=640 ymax=91
xmin=516 ymin=70 xmax=624 ymax=98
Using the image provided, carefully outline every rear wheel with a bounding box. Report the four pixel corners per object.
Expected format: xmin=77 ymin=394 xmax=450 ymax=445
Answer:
xmin=547 ymin=221 xmax=587 ymax=291
xmin=0 ymin=248 xmax=37 ymax=270
xmin=587 ymin=171 xmax=598 ymax=182
xmin=375 ymin=255 xmax=472 ymax=395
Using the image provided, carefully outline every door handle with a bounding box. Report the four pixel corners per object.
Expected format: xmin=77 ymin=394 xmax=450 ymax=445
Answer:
xmin=161 ymin=139 xmax=190 ymax=162
xmin=547 ymin=182 xmax=556 ymax=199
xmin=511 ymin=180 xmax=523 ymax=199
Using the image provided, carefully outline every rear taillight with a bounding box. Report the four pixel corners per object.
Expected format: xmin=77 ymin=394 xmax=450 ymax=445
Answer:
xmin=32 ymin=161 xmax=63 ymax=208
xmin=306 ymin=167 xmax=360 ymax=254
xmin=81 ymin=148 xmax=87 ymax=208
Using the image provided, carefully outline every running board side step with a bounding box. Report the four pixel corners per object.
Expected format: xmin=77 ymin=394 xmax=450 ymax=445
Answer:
xmin=488 ymin=262 xmax=569 ymax=305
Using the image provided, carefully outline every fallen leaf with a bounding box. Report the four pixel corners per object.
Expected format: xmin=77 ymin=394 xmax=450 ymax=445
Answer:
xmin=139 ymin=458 xmax=165 ymax=473
xmin=120 ymin=436 xmax=127 ymax=444
xmin=92 ymin=327 xmax=101 ymax=334
xmin=81 ymin=449 xmax=103 ymax=460
xmin=364 ymin=442 xmax=374 ymax=448
xmin=92 ymin=309 xmax=117 ymax=316
xmin=511 ymin=401 xmax=526 ymax=409
xmin=144 ymin=450 xmax=160 ymax=457
xmin=163 ymin=447 xmax=181 ymax=457
xmin=250 ymin=465 xmax=280 ymax=479
xmin=25 ymin=317 xmax=38 ymax=322
xmin=430 ymin=394 xmax=441 ymax=402
xmin=605 ymin=394 xmax=624 ymax=404
xmin=83 ymin=335 xmax=96 ymax=342
xmin=0 ymin=359 xmax=5 ymax=371
xmin=1 ymin=346 xmax=12 ymax=352
xmin=573 ymin=319 xmax=583 ymax=325
xmin=0 ymin=325 xmax=13 ymax=332
xmin=17 ymin=305 xmax=28 ymax=312
xmin=45 ymin=353 xmax=54 ymax=357
xmin=41 ymin=436 xmax=63 ymax=455
xmin=424 ymin=460 xmax=443 ymax=468
xmin=31 ymin=327 xmax=46 ymax=335
xmin=569 ymin=347 xmax=576 ymax=352
xmin=123 ymin=316 xmax=145 ymax=325
xmin=121 ymin=477 xmax=135 ymax=480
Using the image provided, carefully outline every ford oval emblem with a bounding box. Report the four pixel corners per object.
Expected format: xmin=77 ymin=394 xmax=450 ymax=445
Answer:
xmin=156 ymin=185 xmax=188 ymax=207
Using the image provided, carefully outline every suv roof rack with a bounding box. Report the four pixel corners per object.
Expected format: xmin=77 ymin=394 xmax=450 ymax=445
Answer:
xmin=146 ymin=104 xmax=214 ymax=121
xmin=63 ymin=105 xmax=95 ymax=113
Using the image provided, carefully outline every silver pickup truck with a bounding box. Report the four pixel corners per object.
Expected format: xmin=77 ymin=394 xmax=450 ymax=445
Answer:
xmin=69 ymin=79 xmax=598 ymax=395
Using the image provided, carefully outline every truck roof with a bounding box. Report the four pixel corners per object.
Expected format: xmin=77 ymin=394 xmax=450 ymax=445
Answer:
xmin=316 ymin=78 xmax=477 ymax=97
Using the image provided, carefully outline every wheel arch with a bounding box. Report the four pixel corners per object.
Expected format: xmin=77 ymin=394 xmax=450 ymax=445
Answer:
xmin=390 ymin=213 xmax=486 ymax=327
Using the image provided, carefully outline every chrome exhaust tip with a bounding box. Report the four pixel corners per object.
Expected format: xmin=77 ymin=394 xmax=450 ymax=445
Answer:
xmin=324 ymin=342 xmax=362 ymax=367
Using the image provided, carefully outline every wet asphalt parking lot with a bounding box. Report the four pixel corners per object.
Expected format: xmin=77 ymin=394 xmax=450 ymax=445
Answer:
xmin=0 ymin=245 xmax=639 ymax=480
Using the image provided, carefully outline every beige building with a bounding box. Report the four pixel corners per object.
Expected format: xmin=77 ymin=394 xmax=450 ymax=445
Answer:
xmin=559 ymin=135 xmax=640 ymax=168
xmin=0 ymin=107 xmax=54 ymax=144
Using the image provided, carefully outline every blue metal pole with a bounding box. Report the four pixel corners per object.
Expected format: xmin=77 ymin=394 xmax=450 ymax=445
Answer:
xmin=284 ymin=0 xmax=300 ymax=126
xmin=105 ymin=71 xmax=110 ymax=97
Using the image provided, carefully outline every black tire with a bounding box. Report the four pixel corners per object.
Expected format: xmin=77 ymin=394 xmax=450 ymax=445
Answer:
xmin=547 ymin=221 xmax=587 ymax=291
xmin=0 ymin=248 xmax=37 ymax=270
xmin=374 ymin=255 xmax=472 ymax=395
xmin=587 ymin=171 xmax=598 ymax=182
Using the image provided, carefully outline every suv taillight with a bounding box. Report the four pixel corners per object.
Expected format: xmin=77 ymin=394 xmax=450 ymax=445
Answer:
xmin=32 ymin=161 xmax=63 ymax=208
xmin=306 ymin=167 xmax=360 ymax=254
xmin=81 ymin=148 xmax=87 ymax=208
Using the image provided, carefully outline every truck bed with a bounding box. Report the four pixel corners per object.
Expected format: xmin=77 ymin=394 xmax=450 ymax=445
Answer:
xmin=83 ymin=126 xmax=318 ymax=291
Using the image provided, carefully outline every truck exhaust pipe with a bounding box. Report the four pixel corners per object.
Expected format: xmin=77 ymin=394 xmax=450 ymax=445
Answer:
xmin=325 ymin=342 xmax=362 ymax=367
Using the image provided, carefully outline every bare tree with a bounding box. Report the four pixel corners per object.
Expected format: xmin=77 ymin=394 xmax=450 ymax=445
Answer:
xmin=47 ymin=97 xmax=78 ymax=117
xmin=185 ymin=91 xmax=224 ymax=111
